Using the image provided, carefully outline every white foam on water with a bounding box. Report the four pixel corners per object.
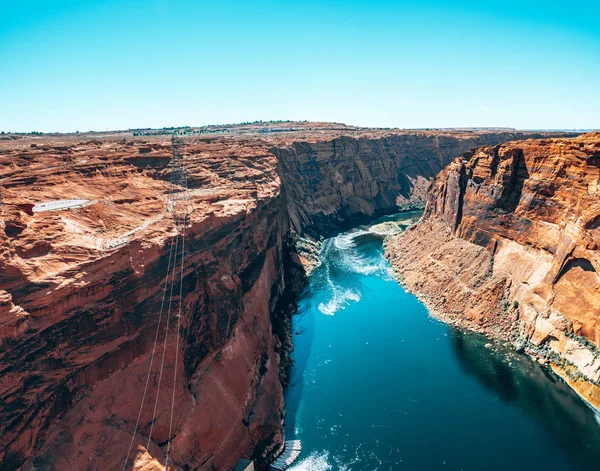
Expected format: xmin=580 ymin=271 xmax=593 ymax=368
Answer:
xmin=345 ymin=252 xmax=392 ymax=279
xmin=333 ymin=231 xmax=360 ymax=250
xmin=315 ymin=224 xmax=396 ymax=315
xmin=287 ymin=451 xmax=333 ymax=471
xmin=339 ymin=235 xmax=392 ymax=280
xmin=318 ymin=287 xmax=361 ymax=315
xmin=333 ymin=230 xmax=389 ymax=277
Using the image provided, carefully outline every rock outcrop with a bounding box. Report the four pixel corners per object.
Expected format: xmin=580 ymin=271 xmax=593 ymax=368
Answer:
xmin=386 ymin=132 xmax=600 ymax=408
xmin=0 ymin=138 xmax=288 ymax=471
xmin=0 ymin=126 xmax=567 ymax=470
xmin=273 ymin=131 xmax=550 ymax=237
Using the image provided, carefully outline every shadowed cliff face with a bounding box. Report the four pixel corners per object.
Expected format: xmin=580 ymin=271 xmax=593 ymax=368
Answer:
xmin=0 ymin=129 xmax=569 ymax=470
xmin=386 ymin=132 xmax=600 ymax=409
xmin=0 ymin=138 xmax=289 ymax=471
xmin=273 ymin=132 xmax=552 ymax=237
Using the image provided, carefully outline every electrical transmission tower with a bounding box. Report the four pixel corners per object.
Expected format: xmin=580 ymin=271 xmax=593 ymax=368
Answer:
xmin=0 ymin=185 xmax=4 ymax=220
xmin=168 ymin=136 xmax=191 ymax=226
xmin=123 ymin=136 xmax=192 ymax=471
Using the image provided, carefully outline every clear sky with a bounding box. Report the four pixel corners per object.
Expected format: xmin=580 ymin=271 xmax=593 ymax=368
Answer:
xmin=1 ymin=0 xmax=599 ymax=133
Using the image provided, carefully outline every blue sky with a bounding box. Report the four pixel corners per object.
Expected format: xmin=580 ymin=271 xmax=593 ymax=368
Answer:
xmin=1 ymin=0 xmax=598 ymax=132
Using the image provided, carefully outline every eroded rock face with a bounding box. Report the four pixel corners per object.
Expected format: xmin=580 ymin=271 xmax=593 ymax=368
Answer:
xmin=386 ymin=132 xmax=600 ymax=407
xmin=0 ymin=138 xmax=288 ymax=471
xmin=273 ymin=132 xmax=547 ymax=237
xmin=0 ymin=128 xmax=565 ymax=470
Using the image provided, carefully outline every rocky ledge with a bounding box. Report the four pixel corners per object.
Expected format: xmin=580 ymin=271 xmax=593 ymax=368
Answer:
xmin=0 ymin=125 xmax=567 ymax=470
xmin=386 ymin=132 xmax=600 ymax=408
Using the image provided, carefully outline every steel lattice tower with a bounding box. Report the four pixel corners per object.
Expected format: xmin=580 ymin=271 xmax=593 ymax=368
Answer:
xmin=122 ymin=136 xmax=191 ymax=470
xmin=168 ymin=136 xmax=191 ymax=227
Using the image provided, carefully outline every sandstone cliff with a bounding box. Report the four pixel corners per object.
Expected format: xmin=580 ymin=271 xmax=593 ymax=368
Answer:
xmin=386 ymin=132 xmax=600 ymax=408
xmin=0 ymin=138 xmax=288 ymax=471
xmin=273 ymin=131 xmax=550 ymax=236
xmin=0 ymin=127 xmax=564 ymax=470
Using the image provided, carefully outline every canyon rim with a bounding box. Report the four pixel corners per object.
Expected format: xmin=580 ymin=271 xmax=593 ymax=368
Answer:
xmin=2 ymin=1 xmax=600 ymax=469
xmin=0 ymin=124 xmax=580 ymax=470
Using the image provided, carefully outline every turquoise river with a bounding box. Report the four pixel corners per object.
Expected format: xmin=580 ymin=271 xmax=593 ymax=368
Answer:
xmin=284 ymin=212 xmax=600 ymax=471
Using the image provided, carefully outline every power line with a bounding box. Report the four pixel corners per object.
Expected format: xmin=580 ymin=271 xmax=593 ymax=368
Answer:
xmin=163 ymin=136 xmax=191 ymax=469
xmin=122 ymin=218 xmax=178 ymax=470
xmin=146 ymin=223 xmax=180 ymax=451
xmin=122 ymin=135 xmax=191 ymax=470
xmin=166 ymin=211 xmax=187 ymax=468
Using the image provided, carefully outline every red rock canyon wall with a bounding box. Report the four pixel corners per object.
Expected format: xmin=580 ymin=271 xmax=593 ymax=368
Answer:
xmin=386 ymin=132 xmax=600 ymax=408
xmin=0 ymin=129 xmax=561 ymax=470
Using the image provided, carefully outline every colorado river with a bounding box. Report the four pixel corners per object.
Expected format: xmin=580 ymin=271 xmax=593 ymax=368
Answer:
xmin=284 ymin=212 xmax=600 ymax=470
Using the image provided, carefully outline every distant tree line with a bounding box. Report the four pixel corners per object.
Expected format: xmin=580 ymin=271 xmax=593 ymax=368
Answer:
xmin=0 ymin=130 xmax=44 ymax=135
xmin=130 ymin=120 xmax=315 ymax=136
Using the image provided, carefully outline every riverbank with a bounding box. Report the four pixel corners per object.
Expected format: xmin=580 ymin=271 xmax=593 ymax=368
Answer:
xmin=284 ymin=213 xmax=600 ymax=471
xmin=384 ymin=134 xmax=600 ymax=419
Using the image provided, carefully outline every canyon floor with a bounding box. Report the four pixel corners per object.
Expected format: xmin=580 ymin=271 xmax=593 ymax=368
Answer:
xmin=0 ymin=122 xmax=589 ymax=470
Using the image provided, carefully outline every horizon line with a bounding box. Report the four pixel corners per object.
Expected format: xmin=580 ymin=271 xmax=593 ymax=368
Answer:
xmin=1 ymin=120 xmax=598 ymax=137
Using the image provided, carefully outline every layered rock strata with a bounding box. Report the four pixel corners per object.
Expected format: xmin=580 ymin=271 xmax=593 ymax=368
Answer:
xmin=273 ymin=131 xmax=548 ymax=237
xmin=386 ymin=133 xmax=600 ymax=408
xmin=0 ymin=127 xmax=565 ymax=470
